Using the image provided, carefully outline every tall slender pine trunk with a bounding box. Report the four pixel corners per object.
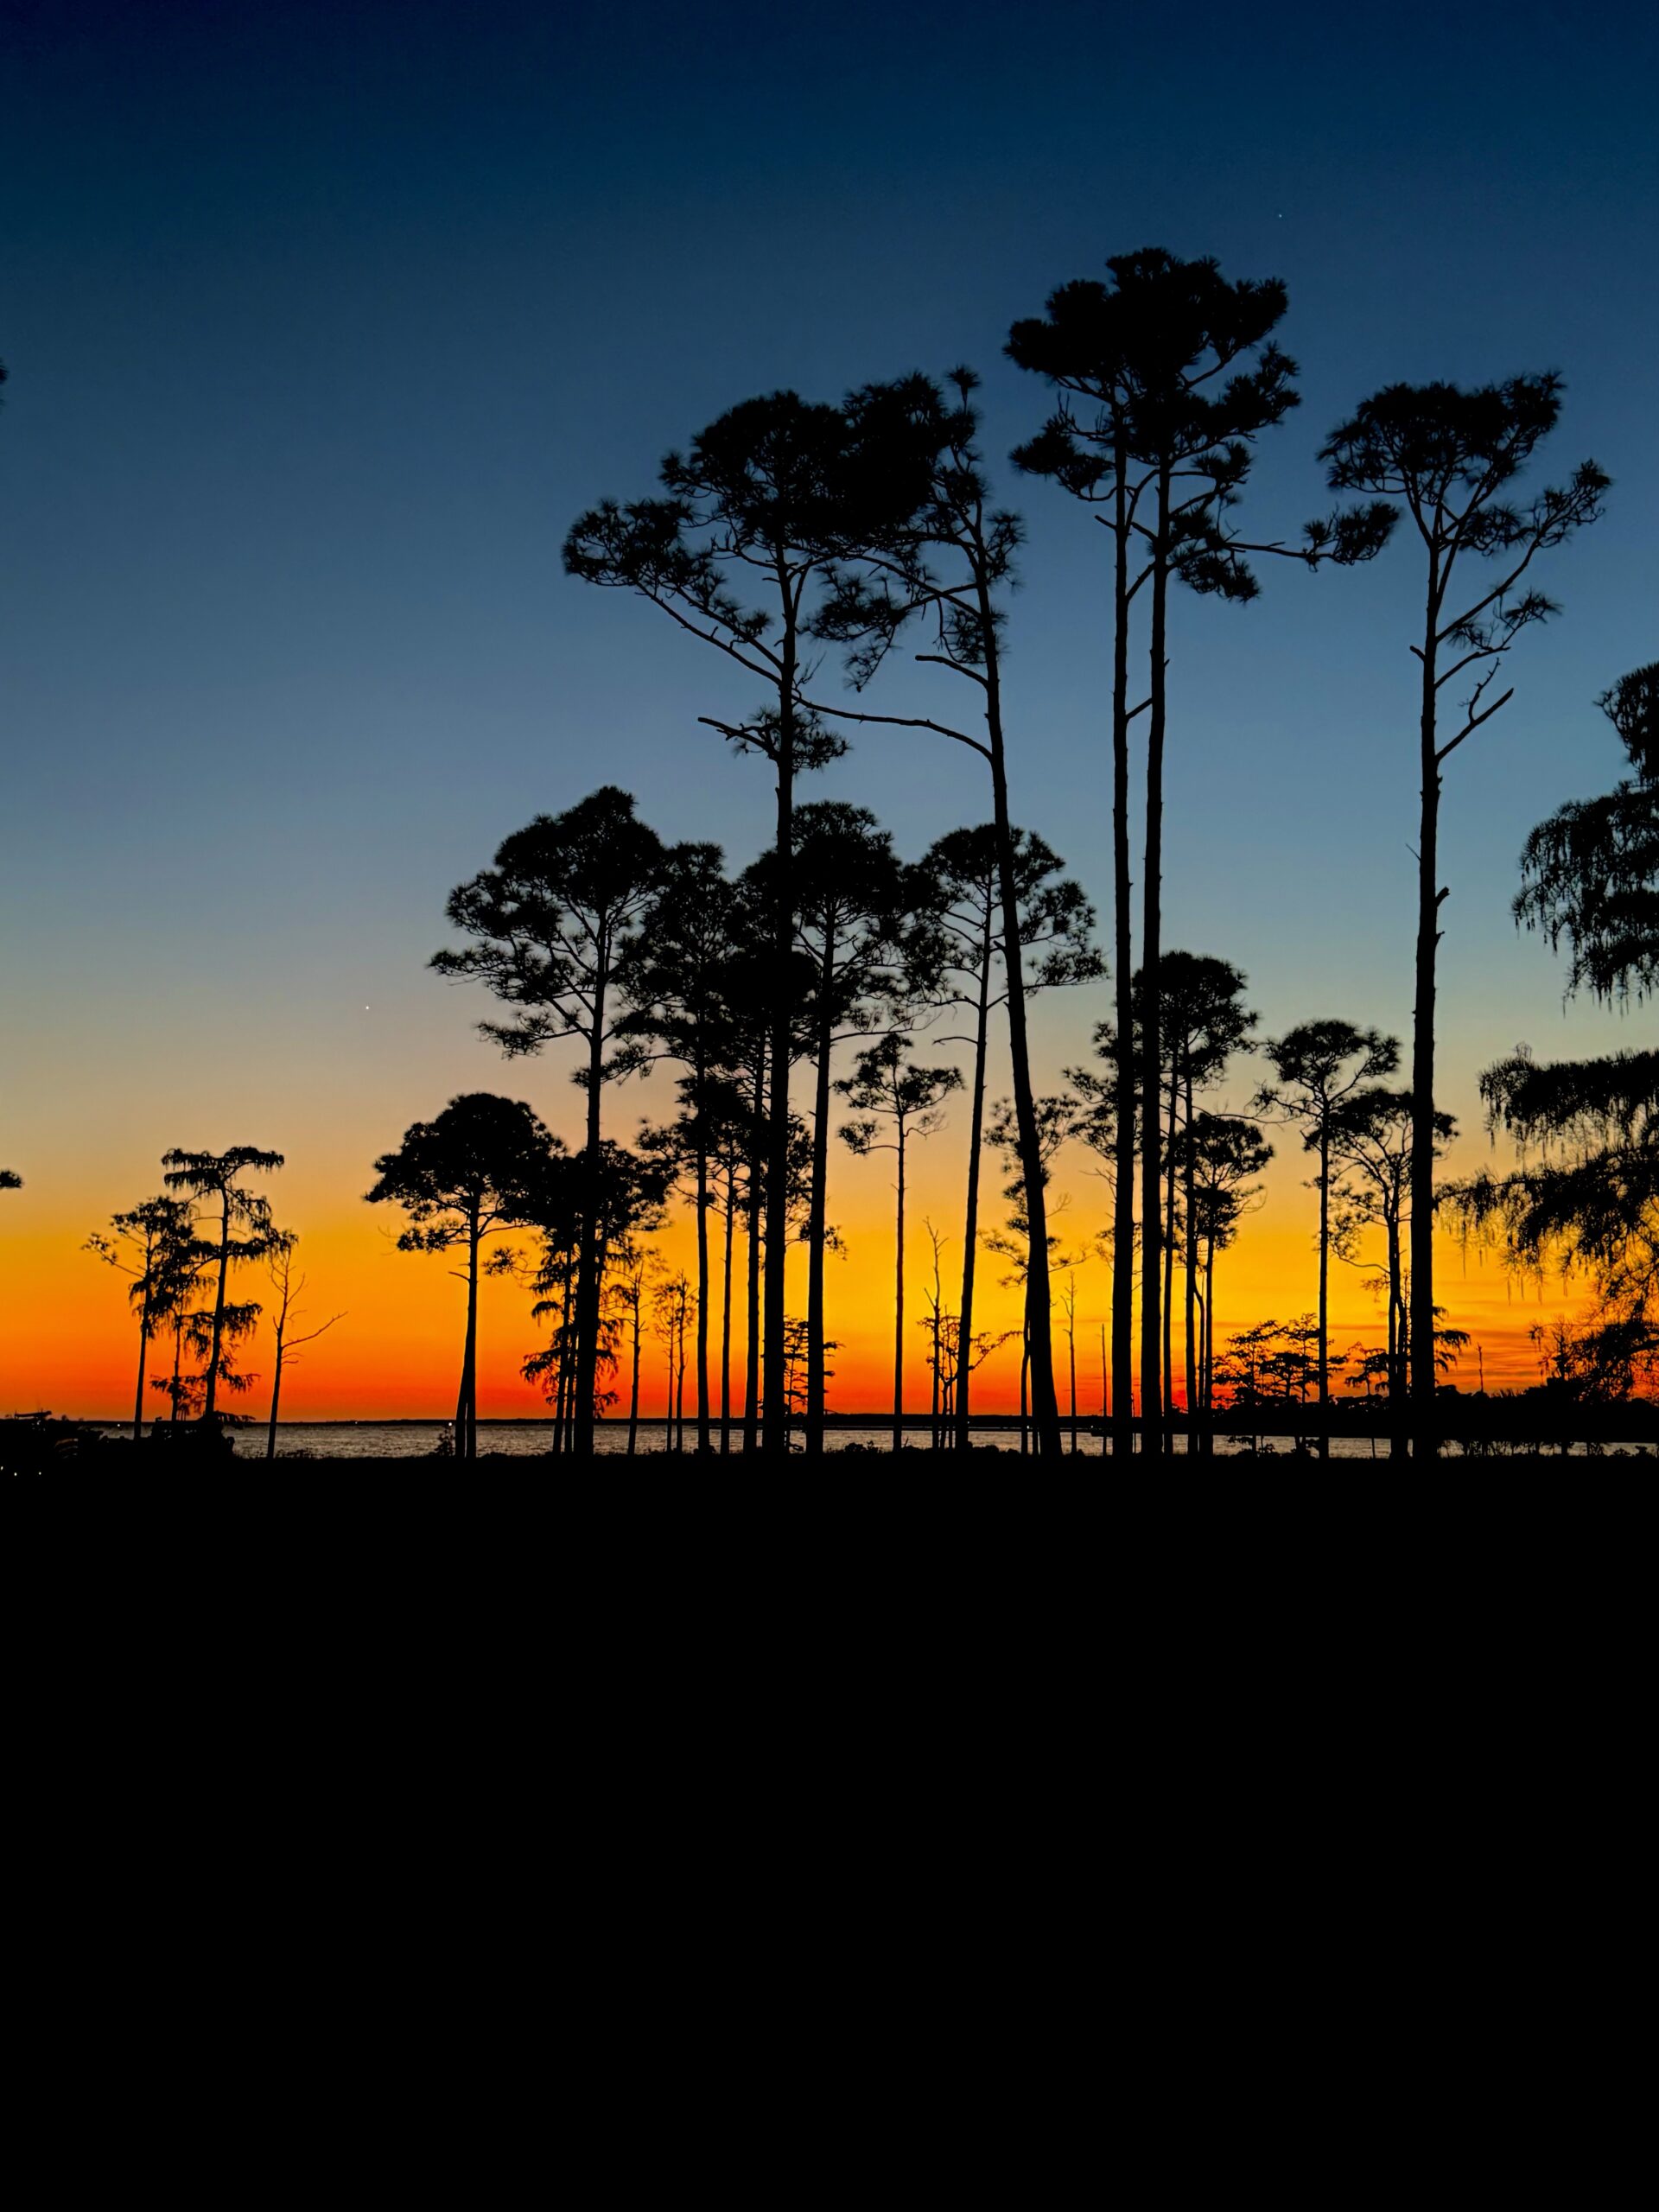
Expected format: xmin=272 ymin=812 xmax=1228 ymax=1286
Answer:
xmin=131 ymin=1276 xmax=151 ymax=1446
xmin=1410 ymin=570 xmax=1443 ymax=1461
xmin=676 ymin=1292 xmax=688 ymax=1452
xmin=695 ymin=1097 xmax=712 ymax=1454
xmin=627 ymin=1296 xmax=641 ymax=1456
xmin=574 ymin=960 xmax=607 ymax=1457
xmin=805 ymin=931 xmax=835 ymax=1458
xmin=454 ymin=1298 xmax=472 ymax=1453
xmin=551 ymin=1344 xmax=566 ymax=1455
xmin=551 ymin=1251 xmax=575 ymax=1455
xmin=1163 ymin=1059 xmax=1178 ymax=1442
xmin=1068 ymin=1309 xmax=1077 ymax=1453
xmin=762 ymin=587 xmax=799 ymax=1457
xmin=204 ymin=1194 xmax=230 ymax=1423
xmin=1139 ymin=483 xmax=1171 ymax=1460
xmin=892 ymin=1120 xmax=906 ymax=1456
xmin=461 ymin=1213 xmax=480 ymax=1460
xmin=1389 ymin=1211 xmax=1407 ymax=1462
xmin=982 ymin=589 xmax=1062 ymax=1456
xmin=1110 ymin=444 xmax=1137 ymax=1459
xmin=930 ymin=1287 xmax=942 ymax=1451
xmin=1183 ymin=1058 xmax=1198 ymax=1457
xmin=265 ymin=1334 xmax=283 ymax=1461
xmin=1317 ymin=1122 xmax=1332 ymax=1461
xmin=721 ymin=1180 xmax=734 ymax=1456
xmin=953 ymin=906 xmax=994 ymax=1452
xmin=745 ymin=1052 xmax=765 ymax=1456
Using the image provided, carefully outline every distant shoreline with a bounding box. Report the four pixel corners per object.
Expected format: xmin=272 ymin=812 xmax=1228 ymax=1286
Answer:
xmin=48 ymin=1412 xmax=1050 ymax=1432
xmin=37 ymin=1407 xmax=1659 ymax=1442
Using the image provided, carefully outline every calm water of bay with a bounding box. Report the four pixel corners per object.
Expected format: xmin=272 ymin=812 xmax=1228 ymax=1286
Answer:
xmin=92 ymin=1421 xmax=1655 ymax=1459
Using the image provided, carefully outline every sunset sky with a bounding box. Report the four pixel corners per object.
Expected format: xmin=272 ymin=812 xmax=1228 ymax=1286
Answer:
xmin=3 ymin=0 xmax=1656 ymax=1421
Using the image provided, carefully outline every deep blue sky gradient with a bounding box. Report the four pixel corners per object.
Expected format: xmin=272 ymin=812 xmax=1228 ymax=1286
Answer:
xmin=3 ymin=0 xmax=1656 ymax=1198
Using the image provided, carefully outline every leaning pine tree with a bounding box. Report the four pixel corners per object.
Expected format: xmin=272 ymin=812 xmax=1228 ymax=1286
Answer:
xmin=918 ymin=823 xmax=1099 ymax=1452
xmin=814 ymin=369 xmax=1084 ymax=1454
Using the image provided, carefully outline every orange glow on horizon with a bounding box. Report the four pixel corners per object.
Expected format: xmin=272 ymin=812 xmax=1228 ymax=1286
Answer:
xmin=2 ymin=1147 xmax=1596 ymax=1427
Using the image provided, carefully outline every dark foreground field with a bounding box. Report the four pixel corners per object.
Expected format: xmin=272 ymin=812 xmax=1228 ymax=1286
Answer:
xmin=11 ymin=1414 xmax=1651 ymax=1689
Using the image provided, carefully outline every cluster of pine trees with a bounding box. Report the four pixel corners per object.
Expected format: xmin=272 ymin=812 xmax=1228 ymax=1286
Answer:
xmin=38 ymin=242 xmax=1654 ymax=1459
xmin=395 ymin=245 xmax=1610 ymax=1458
xmin=84 ymin=1146 xmax=337 ymax=1460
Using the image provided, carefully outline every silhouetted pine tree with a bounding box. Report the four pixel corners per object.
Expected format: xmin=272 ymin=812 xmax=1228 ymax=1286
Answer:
xmin=1320 ymin=373 xmax=1609 ymax=1454
xmin=985 ymin=1095 xmax=1081 ymax=1452
xmin=699 ymin=1077 xmax=754 ymax=1455
xmin=1252 ymin=1021 xmax=1397 ymax=1457
xmin=86 ymin=1195 xmax=207 ymax=1443
xmin=366 ymin=1095 xmax=556 ymax=1460
xmin=1009 ymin=249 xmax=1392 ymax=1459
xmin=838 ymin=1033 xmax=962 ymax=1452
xmin=525 ymin=1141 xmax=667 ymax=1448
xmin=1145 ymin=954 xmax=1256 ymax=1443
xmin=759 ymin=802 xmax=912 ymax=1454
xmin=566 ymin=391 xmax=938 ymax=1452
xmin=816 ymin=369 xmax=1078 ymax=1454
xmin=918 ymin=823 xmax=1100 ymax=1450
xmin=161 ymin=1146 xmax=283 ymax=1426
xmin=607 ymin=1239 xmax=657 ymax=1458
xmin=435 ymin=786 xmax=664 ymax=1455
xmin=1184 ymin=1116 xmax=1273 ymax=1452
xmin=626 ymin=841 xmax=743 ymax=1452
xmin=1331 ymin=1087 xmax=1453 ymax=1459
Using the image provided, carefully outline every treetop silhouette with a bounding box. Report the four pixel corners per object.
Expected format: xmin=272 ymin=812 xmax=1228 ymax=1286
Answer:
xmin=434 ymin=785 xmax=664 ymax=1064
xmin=435 ymin=785 xmax=664 ymax=1455
xmin=1254 ymin=1020 xmax=1399 ymax=1456
xmin=366 ymin=1092 xmax=559 ymax=1459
